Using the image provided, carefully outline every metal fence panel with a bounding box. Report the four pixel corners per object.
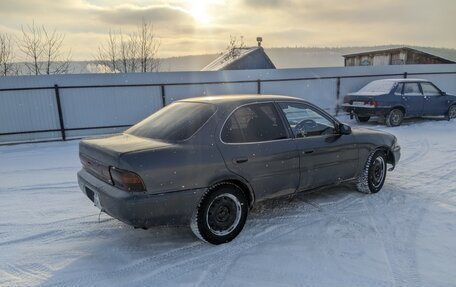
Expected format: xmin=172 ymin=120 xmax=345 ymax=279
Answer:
xmin=261 ymin=79 xmax=338 ymax=112
xmin=59 ymin=86 xmax=162 ymax=129
xmin=0 ymin=89 xmax=60 ymax=143
xmin=165 ymin=82 xmax=257 ymax=104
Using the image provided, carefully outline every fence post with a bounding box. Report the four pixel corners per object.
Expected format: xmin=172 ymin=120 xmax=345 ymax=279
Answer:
xmin=257 ymin=79 xmax=261 ymax=94
xmin=335 ymin=77 xmax=341 ymax=116
xmin=54 ymin=84 xmax=66 ymax=141
xmin=160 ymin=85 xmax=166 ymax=107
xmin=403 ymin=72 xmax=408 ymax=78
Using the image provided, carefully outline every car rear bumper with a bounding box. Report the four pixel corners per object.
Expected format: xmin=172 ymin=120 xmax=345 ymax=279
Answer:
xmin=77 ymin=168 xmax=206 ymax=227
xmin=342 ymin=104 xmax=391 ymax=117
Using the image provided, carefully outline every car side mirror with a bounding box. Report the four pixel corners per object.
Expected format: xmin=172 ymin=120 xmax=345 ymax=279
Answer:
xmin=339 ymin=123 xmax=352 ymax=135
xmin=441 ymin=92 xmax=447 ymax=96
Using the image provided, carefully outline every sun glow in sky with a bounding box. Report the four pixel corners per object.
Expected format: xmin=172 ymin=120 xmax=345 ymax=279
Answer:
xmin=190 ymin=0 xmax=211 ymax=24
xmin=0 ymin=0 xmax=454 ymax=60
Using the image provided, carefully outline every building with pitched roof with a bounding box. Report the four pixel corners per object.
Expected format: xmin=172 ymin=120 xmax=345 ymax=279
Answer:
xmin=201 ymin=38 xmax=276 ymax=71
xmin=343 ymin=46 xmax=456 ymax=66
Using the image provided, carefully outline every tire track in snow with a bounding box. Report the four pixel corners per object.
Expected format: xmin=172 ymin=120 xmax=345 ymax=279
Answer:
xmin=399 ymin=139 xmax=430 ymax=166
xmin=364 ymin=191 xmax=424 ymax=287
xmin=45 ymin=241 xmax=205 ymax=287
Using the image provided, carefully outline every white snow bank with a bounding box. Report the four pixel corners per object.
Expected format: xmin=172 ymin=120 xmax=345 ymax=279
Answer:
xmin=0 ymin=118 xmax=455 ymax=287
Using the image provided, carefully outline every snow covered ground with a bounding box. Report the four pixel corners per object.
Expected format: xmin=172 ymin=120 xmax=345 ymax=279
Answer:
xmin=1 ymin=117 xmax=455 ymax=287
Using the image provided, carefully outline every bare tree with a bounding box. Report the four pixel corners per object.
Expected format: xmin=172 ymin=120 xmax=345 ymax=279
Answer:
xmin=0 ymin=33 xmax=16 ymax=76
xmin=18 ymin=22 xmax=71 ymax=75
xmin=43 ymin=28 xmax=71 ymax=74
xmin=136 ymin=21 xmax=160 ymax=72
xmin=223 ymin=35 xmax=246 ymax=62
xmin=96 ymin=30 xmax=119 ymax=73
xmin=95 ymin=20 xmax=160 ymax=73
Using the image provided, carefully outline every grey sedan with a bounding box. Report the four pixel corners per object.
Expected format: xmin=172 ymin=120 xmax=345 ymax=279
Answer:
xmin=78 ymin=95 xmax=401 ymax=244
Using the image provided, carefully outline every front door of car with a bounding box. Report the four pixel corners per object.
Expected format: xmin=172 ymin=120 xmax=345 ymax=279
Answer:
xmin=401 ymin=82 xmax=424 ymax=117
xmin=420 ymin=82 xmax=448 ymax=116
xmin=277 ymin=102 xmax=359 ymax=191
xmin=219 ymin=103 xmax=300 ymax=201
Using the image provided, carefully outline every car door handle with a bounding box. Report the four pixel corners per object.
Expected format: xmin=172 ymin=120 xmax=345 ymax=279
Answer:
xmin=303 ymin=149 xmax=314 ymax=154
xmin=233 ymin=157 xmax=248 ymax=164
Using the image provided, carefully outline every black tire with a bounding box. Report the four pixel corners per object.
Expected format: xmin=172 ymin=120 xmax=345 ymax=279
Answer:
xmin=386 ymin=109 xmax=404 ymax=127
xmin=355 ymin=115 xmax=370 ymax=123
xmin=448 ymin=105 xmax=456 ymax=121
xmin=356 ymin=150 xmax=387 ymax=194
xmin=191 ymin=183 xmax=248 ymax=245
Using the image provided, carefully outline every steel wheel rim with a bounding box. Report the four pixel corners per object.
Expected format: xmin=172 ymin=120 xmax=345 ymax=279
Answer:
xmin=206 ymin=193 xmax=242 ymax=236
xmin=371 ymin=156 xmax=386 ymax=188
xmin=391 ymin=111 xmax=401 ymax=125
xmin=450 ymin=106 xmax=456 ymax=119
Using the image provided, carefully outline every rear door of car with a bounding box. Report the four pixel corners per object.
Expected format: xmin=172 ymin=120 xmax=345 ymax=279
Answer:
xmin=219 ymin=102 xmax=300 ymax=201
xmin=420 ymin=82 xmax=448 ymax=116
xmin=277 ymin=101 xmax=359 ymax=191
xmin=401 ymin=82 xmax=424 ymax=116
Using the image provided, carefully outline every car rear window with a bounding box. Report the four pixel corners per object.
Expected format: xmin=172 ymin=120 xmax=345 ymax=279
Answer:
xmin=358 ymin=80 xmax=397 ymax=94
xmin=126 ymin=102 xmax=216 ymax=142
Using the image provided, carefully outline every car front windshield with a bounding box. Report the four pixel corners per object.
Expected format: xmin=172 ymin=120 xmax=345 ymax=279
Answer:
xmin=126 ymin=102 xmax=216 ymax=142
xmin=358 ymin=80 xmax=396 ymax=94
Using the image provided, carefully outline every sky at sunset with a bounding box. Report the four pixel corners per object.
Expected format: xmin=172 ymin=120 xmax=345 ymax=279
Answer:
xmin=0 ymin=0 xmax=455 ymax=60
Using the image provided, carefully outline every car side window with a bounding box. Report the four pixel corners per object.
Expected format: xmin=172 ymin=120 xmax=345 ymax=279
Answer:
xmin=278 ymin=102 xmax=336 ymax=138
xmin=421 ymin=83 xmax=440 ymax=96
xmin=403 ymin=83 xmax=422 ymax=96
xmin=394 ymin=83 xmax=404 ymax=96
xmin=221 ymin=103 xmax=288 ymax=143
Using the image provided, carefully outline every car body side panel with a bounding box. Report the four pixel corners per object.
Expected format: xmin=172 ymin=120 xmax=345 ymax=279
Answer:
xmin=214 ymin=106 xmax=300 ymax=202
xmin=296 ymin=134 xmax=359 ymax=190
xmin=218 ymin=140 xmax=300 ymax=202
xmin=424 ymin=94 xmax=454 ymax=116
xmin=401 ymin=96 xmax=424 ymax=117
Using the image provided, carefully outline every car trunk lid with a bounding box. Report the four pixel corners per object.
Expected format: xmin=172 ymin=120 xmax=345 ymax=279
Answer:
xmin=79 ymin=133 xmax=170 ymax=182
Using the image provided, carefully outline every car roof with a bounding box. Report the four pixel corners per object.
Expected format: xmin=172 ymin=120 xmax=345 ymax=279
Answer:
xmin=179 ymin=94 xmax=305 ymax=105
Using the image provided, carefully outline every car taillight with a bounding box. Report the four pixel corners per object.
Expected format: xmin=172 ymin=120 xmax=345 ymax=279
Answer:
xmin=368 ymin=100 xmax=378 ymax=107
xmin=109 ymin=167 xmax=146 ymax=192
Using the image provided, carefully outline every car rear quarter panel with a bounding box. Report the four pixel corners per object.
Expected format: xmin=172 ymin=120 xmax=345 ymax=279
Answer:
xmin=118 ymin=112 xmax=234 ymax=195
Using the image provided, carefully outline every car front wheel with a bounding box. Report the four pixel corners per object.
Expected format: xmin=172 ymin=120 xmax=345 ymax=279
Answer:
xmin=191 ymin=184 xmax=248 ymax=245
xmin=448 ymin=105 xmax=456 ymax=120
xmin=386 ymin=109 xmax=404 ymax=127
xmin=356 ymin=150 xmax=387 ymax=194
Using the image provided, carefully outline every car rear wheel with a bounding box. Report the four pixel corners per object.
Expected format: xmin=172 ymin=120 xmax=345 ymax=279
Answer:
xmin=448 ymin=105 xmax=456 ymax=120
xmin=355 ymin=115 xmax=370 ymax=123
xmin=191 ymin=184 xmax=248 ymax=245
xmin=386 ymin=109 xmax=404 ymax=127
xmin=356 ymin=150 xmax=387 ymax=194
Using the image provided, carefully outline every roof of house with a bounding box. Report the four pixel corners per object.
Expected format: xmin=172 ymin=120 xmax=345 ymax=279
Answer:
xmin=201 ymin=47 xmax=276 ymax=71
xmin=342 ymin=46 xmax=456 ymax=63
